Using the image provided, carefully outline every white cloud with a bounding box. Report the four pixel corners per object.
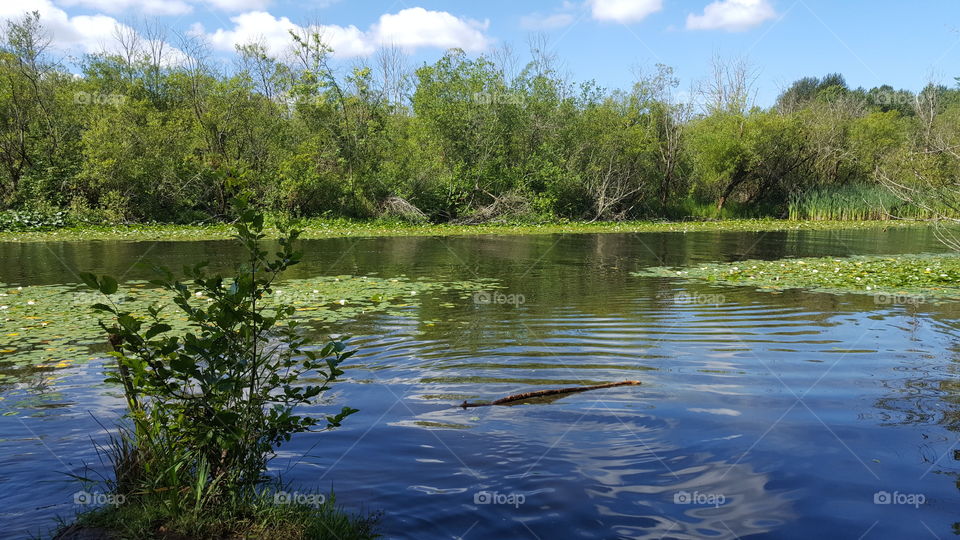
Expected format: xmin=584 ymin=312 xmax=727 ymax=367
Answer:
xmin=520 ymin=12 xmax=575 ymax=30
xmin=201 ymin=12 xmax=297 ymax=56
xmin=588 ymin=0 xmax=662 ymax=23
xmin=201 ymin=7 xmax=492 ymax=58
xmin=203 ymin=0 xmax=271 ymax=12
xmin=1 ymin=0 xmax=122 ymax=52
xmin=56 ymin=0 xmax=193 ymax=16
xmin=1 ymin=0 xmax=186 ymax=63
xmin=315 ymin=24 xmax=372 ymax=57
xmin=1 ymin=2 xmax=489 ymax=63
xmin=200 ymin=11 xmax=373 ymax=57
xmin=57 ymin=0 xmax=274 ymax=15
xmin=686 ymin=0 xmax=776 ymax=32
xmin=371 ymin=8 xmax=489 ymax=51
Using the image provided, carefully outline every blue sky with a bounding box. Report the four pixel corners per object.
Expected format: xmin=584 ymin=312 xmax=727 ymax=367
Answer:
xmin=3 ymin=0 xmax=959 ymax=104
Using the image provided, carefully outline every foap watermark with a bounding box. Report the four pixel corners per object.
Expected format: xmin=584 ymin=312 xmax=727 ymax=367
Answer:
xmin=73 ymin=490 xmax=125 ymax=506
xmin=673 ymin=490 xmax=726 ymax=508
xmin=873 ymin=292 xmax=925 ymax=306
xmin=473 ymin=290 xmax=525 ymax=307
xmin=869 ymin=90 xmax=913 ymax=108
xmin=473 ymin=490 xmax=526 ymax=508
xmin=74 ymin=91 xmax=127 ymax=106
xmin=472 ymin=91 xmax=523 ymax=106
xmin=673 ymin=292 xmax=726 ymax=305
xmin=72 ymin=291 xmax=126 ymax=306
xmin=874 ymin=490 xmax=925 ymax=508
xmin=274 ymin=491 xmax=326 ymax=507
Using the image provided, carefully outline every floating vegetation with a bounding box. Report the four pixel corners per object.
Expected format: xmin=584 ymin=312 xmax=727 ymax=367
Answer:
xmin=635 ymin=254 xmax=960 ymax=301
xmin=0 ymin=275 xmax=496 ymax=383
xmin=0 ymin=218 xmax=932 ymax=243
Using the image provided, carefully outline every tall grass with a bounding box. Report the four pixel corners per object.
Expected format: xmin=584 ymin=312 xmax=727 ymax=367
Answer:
xmin=788 ymin=184 xmax=949 ymax=221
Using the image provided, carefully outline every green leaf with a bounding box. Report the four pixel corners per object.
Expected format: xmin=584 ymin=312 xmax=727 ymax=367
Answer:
xmin=99 ymin=276 xmax=118 ymax=295
xmin=145 ymin=324 xmax=172 ymax=339
xmin=170 ymin=355 xmax=196 ymax=374
xmin=91 ymin=303 xmax=115 ymax=313
xmin=78 ymin=272 xmax=100 ymax=290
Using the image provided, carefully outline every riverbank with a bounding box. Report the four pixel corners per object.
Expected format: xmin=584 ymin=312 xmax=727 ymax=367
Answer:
xmin=0 ymin=218 xmax=933 ymax=243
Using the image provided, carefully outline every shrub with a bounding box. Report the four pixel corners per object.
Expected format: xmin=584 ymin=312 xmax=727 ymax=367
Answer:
xmin=75 ymin=199 xmax=364 ymax=538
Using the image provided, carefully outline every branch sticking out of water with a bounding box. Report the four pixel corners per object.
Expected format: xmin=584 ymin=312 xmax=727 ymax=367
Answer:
xmin=459 ymin=381 xmax=642 ymax=409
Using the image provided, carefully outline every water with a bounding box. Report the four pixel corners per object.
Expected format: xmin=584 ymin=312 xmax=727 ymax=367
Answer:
xmin=2 ymin=227 xmax=959 ymax=539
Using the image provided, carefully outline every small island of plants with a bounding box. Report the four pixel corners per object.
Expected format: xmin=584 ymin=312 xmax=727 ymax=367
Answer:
xmin=636 ymin=254 xmax=960 ymax=301
xmin=56 ymin=201 xmax=378 ymax=539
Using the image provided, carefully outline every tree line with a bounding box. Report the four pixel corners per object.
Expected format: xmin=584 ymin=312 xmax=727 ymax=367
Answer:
xmin=1 ymin=12 xmax=959 ymax=226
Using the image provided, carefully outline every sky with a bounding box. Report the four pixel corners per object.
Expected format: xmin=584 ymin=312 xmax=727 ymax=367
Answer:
xmin=2 ymin=0 xmax=959 ymax=105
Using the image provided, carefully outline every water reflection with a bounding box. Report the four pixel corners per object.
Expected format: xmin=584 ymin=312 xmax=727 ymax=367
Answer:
xmin=2 ymin=228 xmax=960 ymax=538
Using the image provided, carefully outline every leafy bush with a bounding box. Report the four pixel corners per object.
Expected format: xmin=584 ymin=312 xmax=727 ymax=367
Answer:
xmin=67 ymin=191 xmax=129 ymax=225
xmin=76 ymin=199 xmax=363 ymax=537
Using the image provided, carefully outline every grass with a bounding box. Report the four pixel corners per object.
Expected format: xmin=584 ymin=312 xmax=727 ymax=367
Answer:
xmin=788 ymin=184 xmax=944 ymax=221
xmin=636 ymin=254 xmax=960 ymax=300
xmin=57 ymin=490 xmax=379 ymax=539
xmin=0 ymin=217 xmax=933 ymax=243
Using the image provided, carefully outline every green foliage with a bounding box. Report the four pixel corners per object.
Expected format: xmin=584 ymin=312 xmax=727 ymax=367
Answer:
xmin=77 ymin=199 xmax=359 ymax=531
xmin=787 ymin=184 xmax=935 ymax=221
xmin=69 ymin=489 xmax=378 ymax=540
xmin=3 ymin=13 xmax=960 ymax=223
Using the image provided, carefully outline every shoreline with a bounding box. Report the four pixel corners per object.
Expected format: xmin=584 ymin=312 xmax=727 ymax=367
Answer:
xmin=0 ymin=218 xmax=934 ymax=243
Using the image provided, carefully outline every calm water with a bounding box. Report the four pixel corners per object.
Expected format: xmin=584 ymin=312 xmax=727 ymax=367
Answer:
xmin=2 ymin=227 xmax=959 ymax=539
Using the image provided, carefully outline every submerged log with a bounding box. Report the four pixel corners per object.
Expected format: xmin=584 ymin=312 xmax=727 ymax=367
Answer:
xmin=460 ymin=380 xmax=642 ymax=408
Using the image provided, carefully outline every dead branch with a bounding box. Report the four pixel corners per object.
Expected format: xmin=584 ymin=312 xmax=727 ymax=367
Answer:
xmin=459 ymin=380 xmax=642 ymax=408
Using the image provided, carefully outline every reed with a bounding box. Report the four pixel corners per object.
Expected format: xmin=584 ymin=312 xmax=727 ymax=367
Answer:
xmin=787 ymin=184 xmax=951 ymax=221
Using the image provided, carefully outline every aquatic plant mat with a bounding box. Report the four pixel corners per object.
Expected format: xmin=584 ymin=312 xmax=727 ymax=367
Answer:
xmin=0 ymin=218 xmax=931 ymax=243
xmin=0 ymin=275 xmax=495 ymax=383
xmin=635 ymin=254 xmax=960 ymax=300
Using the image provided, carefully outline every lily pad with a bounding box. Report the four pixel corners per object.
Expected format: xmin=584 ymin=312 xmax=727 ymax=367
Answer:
xmin=0 ymin=274 xmax=498 ymax=383
xmin=635 ymin=254 xmax=960 ymax=301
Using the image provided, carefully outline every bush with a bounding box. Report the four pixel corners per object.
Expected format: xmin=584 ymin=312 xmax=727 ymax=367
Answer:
xmin=73 ymin=199 xmax=367 ymax=538
xmin=67 ymin=191 xmax=129 ymax=225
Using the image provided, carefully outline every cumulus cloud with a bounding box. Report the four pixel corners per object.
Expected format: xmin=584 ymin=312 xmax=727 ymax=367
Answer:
xmin=56 ymin=0 xmax=193 ymax=16
xmin=198 ymin=12 xmax=372 ymax=57
xmin=1 ymin=0 xmax=186 ymax=63
xmin=588 ymin=0 xmax=662 ymax=23
xmin=1 ymin=0 xmax=125 ymax=53
xmin=686 ymin=0 xmax=776 ymax=31
xmin=371 ymin=7 xmax=489 ymax=51
xmin=1 ymin=2 xmax=489 ymax=63
xmin=520 ymin=12 xmax=575 ymax=30
xmin=203 ymin=0 xmax=271 ymax=12
xmin=200 ymin=7 xmax=491 ymax=58
xmin=57 ymin=0 xmax=273 ymax=15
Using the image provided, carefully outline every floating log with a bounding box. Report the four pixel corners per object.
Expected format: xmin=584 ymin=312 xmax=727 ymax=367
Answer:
xmin=460 ymin=380 xmax=641 ymax=408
